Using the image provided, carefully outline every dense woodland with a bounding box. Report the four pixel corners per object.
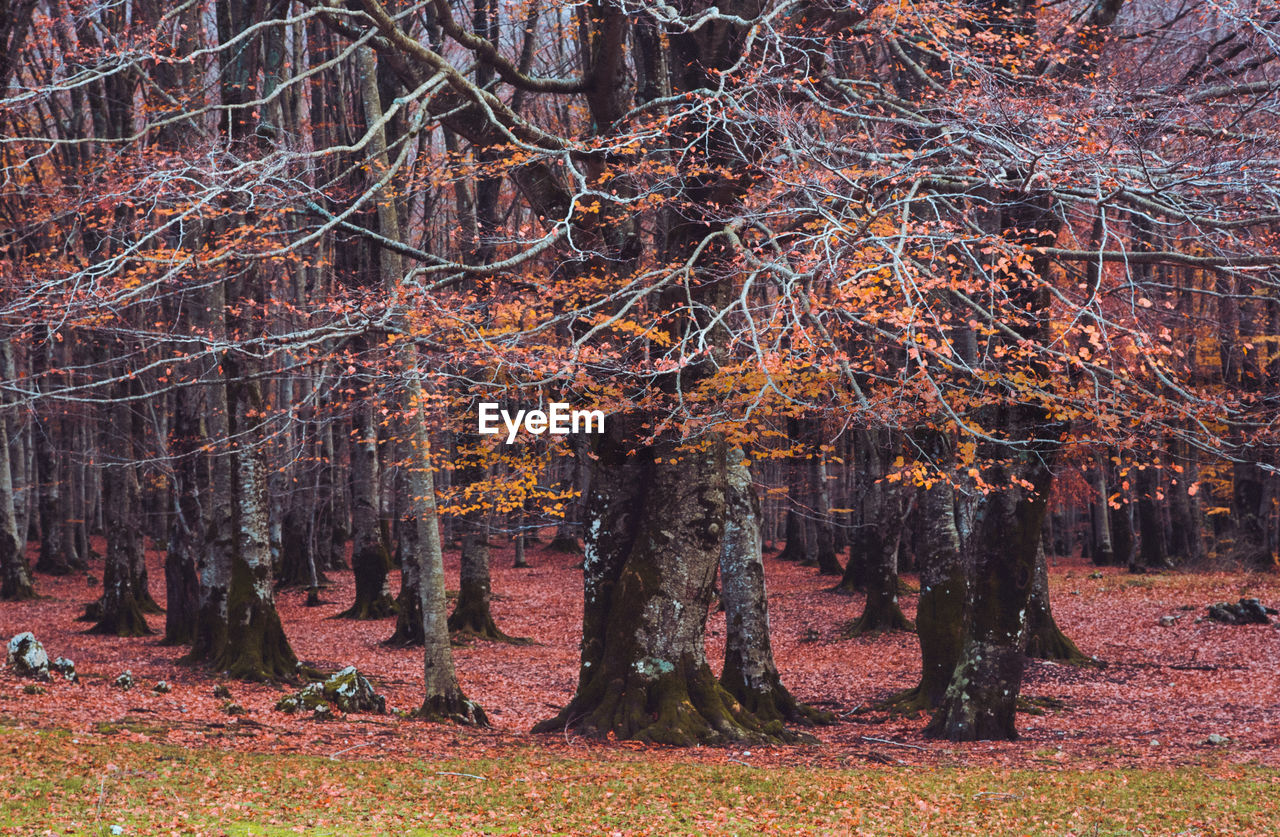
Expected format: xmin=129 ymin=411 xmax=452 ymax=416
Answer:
xmin=1 ymin=0 xmax=1278 ymax=749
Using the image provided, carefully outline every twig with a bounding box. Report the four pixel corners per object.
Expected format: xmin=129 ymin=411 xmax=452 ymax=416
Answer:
xmin=973 ymin=792 xmax=1022 ymax=801
xmin=859 ymin=735 xmax=928 ymax=751
xmin=436 ymin=771 xmax=486 ymax=780
xmin=727 ymin=757 xmax=752 ymax=766
xmin=328 ymin=742 xmax=376 ymax=760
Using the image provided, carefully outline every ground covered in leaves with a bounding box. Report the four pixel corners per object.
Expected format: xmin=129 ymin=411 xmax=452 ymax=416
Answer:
xmin=2 ymin=539 xmax=1280 ymax=833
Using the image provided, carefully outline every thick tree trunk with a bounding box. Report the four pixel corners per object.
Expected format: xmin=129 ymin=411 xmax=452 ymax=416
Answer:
xmin=34 ymin=403 xmax=75 ymax=576
xmin=164 ymin=379 xmax=204 ymax=644
xmin=1133 ymin=464 xmax=1166 ymax=572
xmin=777 ymin=505 xmax=808 ymax=562
xmin=385 ymin=535 xmax=423 ymax=646
xmin=448 ymin=525 xmax=501 ymax=638
xmin=535 ymin=424 xmax=777 ymax=744
xmin=90 ymin=426 xmax=152 ymax=637
xmin=212 ymin=365 xmax=298 ymax=680
xmin=719 ymin=452 xmax=829 ymax=729
xmin=1166 ymin=442 xmax=1205 ymax=565
xmin=446 ymin=431 xmax=516 ymax=640
xmin=185 ymin=284 xmax=232 ymax=666
xmin=925 ymin=432 xmax=1056 ymax=741
xmin=844 ymin=432 xmax=912 ymax=635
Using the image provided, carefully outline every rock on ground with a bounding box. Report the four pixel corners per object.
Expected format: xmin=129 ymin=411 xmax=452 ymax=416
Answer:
xmin=6 ymin=633 xmax=51 ymax=681
xmin=276 ymin=666 xmax=386 ymax=717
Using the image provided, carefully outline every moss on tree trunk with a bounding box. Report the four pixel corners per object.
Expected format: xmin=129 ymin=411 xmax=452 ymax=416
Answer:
xmin=1025 ymin=543 xmax=1094 ymax=665
xmin=880 ymin=460 xmax=965 ymax=714
xmin=448 ymin=529 xmax=524 ymax=642
xmin=536 ymin=426 xmax=789 ymax=745
xmin=720 ymin=453 xmax=831 ymax=729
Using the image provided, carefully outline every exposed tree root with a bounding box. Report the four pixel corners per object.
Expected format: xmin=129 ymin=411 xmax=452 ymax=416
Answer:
xmin=841 ymin=601 xmax=915 ymax=638
xmin=872 ymin=685 xmax=934 ymax=717
xmin=88 ymin=598 xmax=153 ymax=638
xmin=546 ymin=534 xmax=582 ymax=554
xmin=535 ymin=658 xmax=802 ymax=746
xmin=416 ymin=692 xmax=488 ymax=726
xmin=720 ymin=666 xmax=832 ymax=730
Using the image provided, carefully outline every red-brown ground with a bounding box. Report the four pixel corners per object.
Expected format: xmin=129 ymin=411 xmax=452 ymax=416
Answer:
xmin=3 ymin=538 xmax=1279 ymax=770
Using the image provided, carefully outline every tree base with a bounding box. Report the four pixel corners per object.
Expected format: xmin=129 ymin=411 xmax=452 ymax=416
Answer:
xmin=88 ymin=600 xmax=154 ymax=638
xmin=546 ymin=534 xmax=582 ymax=554
xmin=923 ymin=640 xmax=1022 ymax=742
xmin=535 ymin=659 xmax=794 ymax=746
xmin=0 ymin=583 xmax=39 ymax=602
xmin=1026 ymin=618 xmax=1098 ymax=666
xmin=447 ymin=599 xmax=530 ymax=644
xmin=841 ymin=603 xmax=915 ymax=638
xmin=720 ymin=668 xmax=833 ymax=729
xmin=335 ymin=594 xmax=398 ymax=620
xmin=415 ymin=692 xmax=488 ymax=726
xmin=211 ymin=605 xmax=298 ymax=682
xmin=34 ymin=559 xmax=74 ymax=577
xmin=872 ymin=684 xmax=935 ymax=717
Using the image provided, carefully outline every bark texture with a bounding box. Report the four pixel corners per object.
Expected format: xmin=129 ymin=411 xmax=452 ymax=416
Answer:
xmin=720 ymin=453 xmax=830 ymax=729
xmin=535 ymin=425 xmax=776 ymax=745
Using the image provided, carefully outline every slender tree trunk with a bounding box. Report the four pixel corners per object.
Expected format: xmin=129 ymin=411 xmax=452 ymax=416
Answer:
xmin=213 ymin=359 xmax=298 ymax=680
xmin=811 ymin=446 xmax=842 ymax=575
xmin=1024 ymin=541 xmax=1091 ymax=664
xmin=352 ymin=43 xmax=481 ymax=719
xmin=0 ymin=407 xmax=36 ymax=601
xmin=1090 ymin=454 xmax=1115 ymax=565
xmin=881 ymin=443 xmax=965 ymax=712
xmin=338 ymin=403 xmax=396 ymax=619
xmin=720 ymin=452 xmax=829 ymax=729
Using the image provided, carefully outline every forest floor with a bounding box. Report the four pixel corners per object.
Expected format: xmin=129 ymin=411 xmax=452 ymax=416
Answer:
xmin=2 ymin=538 xmax=1280 ymax=834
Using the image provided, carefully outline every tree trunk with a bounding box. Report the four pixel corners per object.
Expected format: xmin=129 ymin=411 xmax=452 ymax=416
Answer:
xmin=212 ymin=362 xmax=298 ymax=680
xmin=91 ymin=394 xmax=152 ymax=636
xmin=719 ymin=452 xmax=829 ymax=729
xmin=1024 ymin=541 xmax=1091 ymax=664
xmin=810 ymin=447 xmax=843 ymax=575
xmin=843 ymin=432 xmax=912 ymax=635
xmin=1090 ymin=454 xmax=1115 ymax=565
xmin=163 ymin=375 xmax=204 ymax=645
xmin=405 ymin=373 xmax=484 ymax=724
xmin=351 ymin=42 xmax=481 ymax=720
xmin=925 ymin=431 xmax=1056 ymax=741
xmin=337 ymin=403 xmax=396 ymax=619
xmin=535 ymin=423 xmax=778 ymax=745
xmin=1133 ymin=464 xmax=1166 ymax=572
xmin=881 ymin=454 xmax=965 ymax=713
xmin=0 ymin=407 xmax=36 ymax=601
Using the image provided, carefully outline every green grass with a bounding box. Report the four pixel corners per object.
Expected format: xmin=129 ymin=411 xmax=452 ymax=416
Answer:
xmin=0 ymin=727 xmax=1276 ymax=835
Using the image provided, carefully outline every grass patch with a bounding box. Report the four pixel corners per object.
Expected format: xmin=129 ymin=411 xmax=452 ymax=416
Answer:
xmin=0 ymin=727 xmax=1276 ymax=835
